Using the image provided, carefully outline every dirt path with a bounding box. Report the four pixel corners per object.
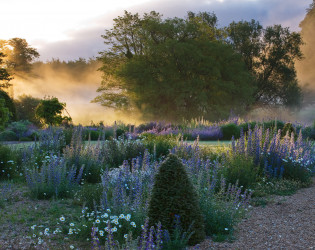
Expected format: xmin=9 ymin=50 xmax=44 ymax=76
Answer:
xmin=195 ymin=178 xmax=315 ymax=249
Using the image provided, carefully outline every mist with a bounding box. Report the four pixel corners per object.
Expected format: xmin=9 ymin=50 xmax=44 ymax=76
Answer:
xmin=295 ymin=2 xmax=315 ymax=124
xmin=11 ymin=59 xmax=140 ymax=125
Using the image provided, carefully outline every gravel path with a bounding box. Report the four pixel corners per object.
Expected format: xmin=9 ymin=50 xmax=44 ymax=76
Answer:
xmin=195 ymin=178 xmax=315 ymax=250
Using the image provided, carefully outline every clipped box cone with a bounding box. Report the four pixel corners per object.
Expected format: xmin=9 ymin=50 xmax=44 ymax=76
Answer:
xmin=148 ymin=153 xmax=205 ymax=245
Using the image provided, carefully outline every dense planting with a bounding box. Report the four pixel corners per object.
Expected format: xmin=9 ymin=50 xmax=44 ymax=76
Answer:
xmin=0 ymin=119 xmax=314 ymax=248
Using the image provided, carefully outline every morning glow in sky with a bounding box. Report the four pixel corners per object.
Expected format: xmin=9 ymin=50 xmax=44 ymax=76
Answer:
xmin=0 ymin=0 xmax=311 ymax=60
xmin=1 ymin=0 xmax=150 ymax=43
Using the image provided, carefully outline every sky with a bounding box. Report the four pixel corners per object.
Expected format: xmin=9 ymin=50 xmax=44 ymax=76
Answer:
xmin=0 ymin=0 xmax=312 ymax=61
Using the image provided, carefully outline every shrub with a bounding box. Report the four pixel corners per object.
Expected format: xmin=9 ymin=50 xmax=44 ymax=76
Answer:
xmin=0 ymin=130 xmax=18 ymax=141
xmin=141 ymin=133 xmax=177 ymax=159
xmin=100 ymin=139 xmax=146 ymax=169
xmin=0 ymin=90 xmax=16 ymax=122
xmin=281 ymin=122 xmax=296 ymax=138
xmin=221 ymin=155 xmax=260 ymax=190
xmin=7 ymin=120 xmax=36 ymax=140
xmin=221 ymin=123 xmax=240 ymax=140
xmin=263 ymin=120 xmax=284 ymax=132
xmin=280 ymin=158 xmax=312 ymax=185
xmin=20 ymin=137 xmax=32 ymax=141
xmin=239 ymin=121 xmax=257 ymax=134
xmin=86 ymin=129 xmax=101 ymax=141
xmin=63 ymin=127 xmax=74 ymax=145
xmin=302 ymin=126 xmax=313 ymax=140
xmin=147 ymin=154 xmax=205 ymax=245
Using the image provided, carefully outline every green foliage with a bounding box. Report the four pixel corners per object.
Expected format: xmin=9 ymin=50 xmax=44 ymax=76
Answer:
xmin=73 ymin=183 xmax=103 ymax=208
xmin=147 ymin=154 xmax=205 ymax=245
xmin=14 ymin=94 xmax=41 ymax=126
xmin=95 ymin=11 xmax=254 ymax=122
xmin=221 ymin=155 xmax=260 ymax=190
xmin=100 ymin=139 xmax=146 ymax=169
xmin=0 ymin=130 xmax=18 ymax=141
xmin=281 ymin=122 xmax=296 ymax=138
xmin=0 ymin=90 xmax=16 ymax=122
xmin=0 ymin=97 xmax=10 ymax=130
xmin=0 ymin=52 xmax=13 ymax=88
xmin=162 ymin=215 xmax=194 ymax=249
xmin=252 ymin=178 xmax=302 ymax=197
xmin=301 ymin=126 xmax=314 ymax=140
xmin=141 ymin=133 xmax=177 ymax=159
xmin=0 ymin=38 xmax=40 ymax=75
xmin=118 ymin=34 xmax=253 ymax=122
xmin=281 ymin=158 xmax=312 ymax=185
xmin=262 ymin=120 xmax=285 ymax=132
xmin=63 ymin=145 xmax=104 ymax=184
xmin=199 ymin=197 xmax=241 ymax=241
xmin=228 ymin=20 xmax=303 ymax=108
xmin=35 ymin=96 xmax=71 ymax=126
xmin=63 ymin=127 xmax=74 ymax=145
xmin=83 ymin=129 xmax=101 ymax=141
xmin=239 ymin=121 xmax=256 ymax=133
xmin=6 ymin=120 xmax=34 ymax=140
xmin=221 ymin=123 xmax=241 ymax=140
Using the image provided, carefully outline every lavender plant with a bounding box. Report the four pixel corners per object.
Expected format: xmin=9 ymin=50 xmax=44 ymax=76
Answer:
xmin=230 ymin=125 xmax=314 ymax=184
xmin=64 ymin=126 xmax=105 ymax=183
xmin=24 ymin=155 xmax=84 ymax=199
xmin=38 ymin=127 xmax=66 ymax=154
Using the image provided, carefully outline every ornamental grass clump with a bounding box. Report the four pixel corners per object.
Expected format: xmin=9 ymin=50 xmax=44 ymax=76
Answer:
xmin=147 ymin=154 xmax=205 ymax=245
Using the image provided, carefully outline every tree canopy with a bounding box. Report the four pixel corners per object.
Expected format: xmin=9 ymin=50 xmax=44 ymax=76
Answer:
xmin=35 ymin=97 xmax=71 ymax=126
xmin=0 ymin=52 xmax=12 ymax=89
xmin=0 ymin=97 xmax=10 ymax=130
xmin=227 ymin=20 xmax=303 ymax=108
xmin=94 ymin=11 xmax=254 ymax=121
xmin=15 ymin=94 xmax=41 ymax=126
xmin=0 ymin=38 xmax=39 ymax=76
xmin=94 ymin=10 xmax=304 ymax=121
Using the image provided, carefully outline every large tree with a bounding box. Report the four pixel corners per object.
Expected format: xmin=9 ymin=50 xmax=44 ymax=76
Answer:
xmin=15 ymin=94 xmax=41 ymax=126
xmin=227 ymin=20 xmax=303 ymax=108
xmin=0 ymin=38 xmax=39 ymax=76
xmin=0 ymin=97 xmax=10 ymax=130
xmin=94 ymin=11 xmax=254 ymax=121
xmin=0 ymin=52 xmax=12 ymax=89
xmin=35 ymin=97 xmax=71 ymax=126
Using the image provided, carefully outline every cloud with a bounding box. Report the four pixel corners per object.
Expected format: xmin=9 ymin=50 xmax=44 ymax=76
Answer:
xmin=33 ymin=0 xmax=311 ymax=61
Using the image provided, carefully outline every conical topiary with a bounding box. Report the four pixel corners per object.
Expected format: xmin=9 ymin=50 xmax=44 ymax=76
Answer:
xmin=147 ymin=154 xmax=205 ymax=245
